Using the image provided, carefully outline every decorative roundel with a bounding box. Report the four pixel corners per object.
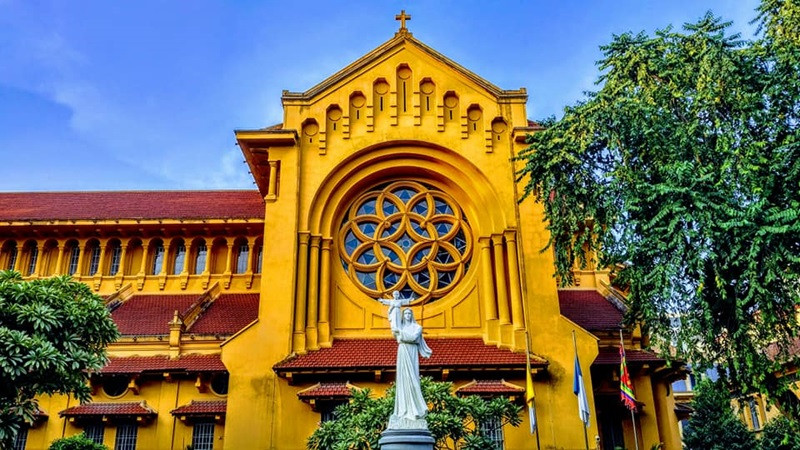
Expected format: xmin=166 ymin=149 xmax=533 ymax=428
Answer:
xmin=339 ymin=181 xmax=472 ymax=303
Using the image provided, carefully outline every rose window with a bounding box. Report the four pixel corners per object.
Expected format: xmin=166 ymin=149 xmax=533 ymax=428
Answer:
xmin=339 ymin=181 xmax=472 ymax=303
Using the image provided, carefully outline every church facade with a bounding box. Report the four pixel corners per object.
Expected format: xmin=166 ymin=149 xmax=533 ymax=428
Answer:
xmin=0 ymin=17 xmax=685 ymax=450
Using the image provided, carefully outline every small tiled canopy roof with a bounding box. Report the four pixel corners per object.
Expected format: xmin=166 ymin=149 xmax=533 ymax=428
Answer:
xmin=189 ymin=293 xmax=259 ymax=335
xmin=274 ymin=338 xmax=547 ymax=374
xmin=592 ymin=347 xmax=665 ymax=366
xmin=297 ymin=382 xmax=357 ymax=400
xmin=559 ymin=290 xmax=624 ymax=331
xmin=60 ymin=402 xmax=157 ymax=418
xmin=456 ymin=379 xmax=525 ymax=397
xmin=111 ymin=293 xmax=259 ymax=337
xmin=112 ymin=295 xmax=198 ymax=336
xmin=100 ymin=354 xmax=226 ymax=375
xmin=171 ymin=400 xmax=227 ymax=417
xmin=0 ymin=190 xmax=264 ymax=221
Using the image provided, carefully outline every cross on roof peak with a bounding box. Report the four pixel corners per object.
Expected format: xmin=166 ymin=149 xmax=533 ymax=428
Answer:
xmin=395 ymin=10 xmax=411 ymax=33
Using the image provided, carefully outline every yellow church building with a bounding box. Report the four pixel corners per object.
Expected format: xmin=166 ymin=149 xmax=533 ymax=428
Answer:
xmin=0 ymin=15 xmax=686 ymax=450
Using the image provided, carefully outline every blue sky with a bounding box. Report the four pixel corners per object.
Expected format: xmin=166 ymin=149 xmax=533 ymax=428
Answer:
xmin=0 ymin=0 xmax=760 ymax=191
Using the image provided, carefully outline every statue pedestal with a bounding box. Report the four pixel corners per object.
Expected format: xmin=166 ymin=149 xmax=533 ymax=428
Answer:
xmin=378 ymin=429 xmax=435 ymax=450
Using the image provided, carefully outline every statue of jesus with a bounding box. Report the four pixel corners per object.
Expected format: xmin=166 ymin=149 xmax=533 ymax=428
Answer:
xmin=383 ymin=291 xmax=432 ymax=430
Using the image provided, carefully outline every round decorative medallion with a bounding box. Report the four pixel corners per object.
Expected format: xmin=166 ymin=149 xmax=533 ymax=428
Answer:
xmin=467 ymin=108 xmax=482 ymax=121
xmin=397 ymin=66 xmax=412 ymax=80
xmin=420 ymin=81 xmax=435 ymax=95
xmin=491 ymin=120 xmax=507 ymax=133
xmin=374 ymin=80 xmax=390 ymax=95
xmin=350 ymin=94 xmax=366 ymax=108
xmin=303 ymin=122 xmax=319 ymax=136
xmin=443 ymin=94 xmax=458 ymax=109
xmin=327 ymin=107 xmax=342 ymax=121
xmin=339 ymin=181 xmax=472 ymax=303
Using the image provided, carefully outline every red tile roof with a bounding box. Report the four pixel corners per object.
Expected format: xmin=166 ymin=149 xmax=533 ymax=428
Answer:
xmin=111 ymin=294 xmax=198 ymax=336
xmin=297 ymin=382 xmax=355 ymax=400
xmin=456 ymin=379 xmax=525 ymax=396
xmin=60 ymin=402 xmax=157 ymax=418
xmin=592 ymin=347 xmax=665 ymax=366
xmin=559 ymin=290 xmax=623 ymax=331
xmin=171 ymin=400 xmax=227 ymax=416
xmin=0 ymin=190 xmax=264 ymax=221
xmin=188 ymin=293 xmax=259 ymax=335
xmin=273 ymin=338 xmax=547 ymax=373
xmin=100 ymin=354 xmax=226 ymax=374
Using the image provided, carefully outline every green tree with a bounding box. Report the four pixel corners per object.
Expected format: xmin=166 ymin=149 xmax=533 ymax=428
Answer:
xmin=683 ymin=379 xmax=756 ymax=450
xmin=0 ymin=271 xmax=119 ymax=448
xmin=49 ymin=433 xmax=109 ymax=450
xmin=516 ymin=0 xmax=800 ymax=400
xmin=306 ymin=377 xmax=522 ymax=450
xmin=759 ymin=416 xmax=800 ymax=450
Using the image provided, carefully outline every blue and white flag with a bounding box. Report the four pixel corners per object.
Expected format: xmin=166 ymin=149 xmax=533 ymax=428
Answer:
xmin=573 ymin=353 xmax=591 ymax=427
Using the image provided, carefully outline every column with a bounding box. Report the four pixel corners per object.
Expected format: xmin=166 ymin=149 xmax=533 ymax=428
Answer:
xmin=318 ymin=238 xmax=332 ymax=347
xmin=293 ymin=232 xmax=310 ymax=353
xmin=72 ymin=239 xmax=88 ymax=278
xmin=504 ymin=230 xmax=524 ymax=330
xmin=306 ymin=235 xmax=321 ymax=350
xmin=53 ymin=242 xmax=65 ymax=275
xmin=93 ymin=239 xmax=108 ymax=291
xmin=32 ymin=241 xmax=44 ymax=277
xmin=266 ymin=161 xmax=279 ymax=202
xmin=478 ymin=237 xmax=498 ymax=321
xmin=491 ymin=234 xmax=511 ymax=325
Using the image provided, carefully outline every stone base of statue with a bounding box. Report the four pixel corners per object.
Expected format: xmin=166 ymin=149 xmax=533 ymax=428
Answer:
xmin=378 ymin=428 xmax=435 ymax=450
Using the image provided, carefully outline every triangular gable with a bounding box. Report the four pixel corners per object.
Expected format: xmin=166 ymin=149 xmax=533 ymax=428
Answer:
xmin=282 ymin=31 xmax=526 ymax=103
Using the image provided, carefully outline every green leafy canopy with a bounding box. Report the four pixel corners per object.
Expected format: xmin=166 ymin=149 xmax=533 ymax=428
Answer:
xmin=517 ymin=0 xmax=800 ymax=400
xmin=0 ymin=271 xmax=119 ymax=448
xmin=306 ymin=377 xmax=522 ymax=450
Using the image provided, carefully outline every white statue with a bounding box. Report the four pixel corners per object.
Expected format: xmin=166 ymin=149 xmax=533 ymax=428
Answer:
xmin=379 ymin=291 xmax=411 ymax=331
xmin=384 ymin=292 xmax=432 ymax=430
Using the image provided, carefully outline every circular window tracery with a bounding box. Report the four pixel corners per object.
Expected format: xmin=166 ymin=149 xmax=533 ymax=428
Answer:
xmin=339 ymin=181 xmax=472 ymax=303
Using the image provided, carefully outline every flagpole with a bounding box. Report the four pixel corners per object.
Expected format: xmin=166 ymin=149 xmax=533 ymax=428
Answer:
xmin=573 ymin=331 xmax=590 ymax=450
xmin=620 ymin=330 xmax=640 ymax=450
xmin=515 ymin=241 xmax=540 ymax=450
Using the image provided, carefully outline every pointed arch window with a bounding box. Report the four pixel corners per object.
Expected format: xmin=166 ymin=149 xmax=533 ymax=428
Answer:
xmin=235 ymin=243 xmax=249 ymax=274
xmin=67 ymin=244 xmax=80 ymax=275
xmin=151 ymin=242 xmax=165 ymax=275
xmin=173 ymin=244 xmax=186 ymax=274
xmin=108 ymin=242 xmax=122 ymax=275
xmin=253 ymin=244 xmax=263 ymax=274
xmin=26 ymin=245 xmax=38 ymax=276
xmin=6 ymin=244 xmax=18 ymax=270
xmin=88 ymin=244 xmax=101 ymax=276
xmin=194 ymin=243 xmax=207 ymax=274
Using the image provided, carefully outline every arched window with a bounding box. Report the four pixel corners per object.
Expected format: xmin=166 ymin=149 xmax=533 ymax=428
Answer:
xmin=87 ymin=242 xmax=101 ymax=276
xmin=108 ymin=241 xmax=122 ymax=275
xmin=173 ymin=243 xmax=186 ymax=274
xmin=66 ymin=242 xmax=80 ymax=275
xmin=194 ymin=242 xmax=207 ymax=275
xmin=253 ymin=244 xmax=263 ymax=274
xmin=151 ymin=241 xmax=165 ymax=275
xmin=25 ymin=243 xmax=38 ymax=276
xmin=3 ymin=241 xmax=18 ymax=270
xmin=235 ymin=243 xmax=249 ymax=274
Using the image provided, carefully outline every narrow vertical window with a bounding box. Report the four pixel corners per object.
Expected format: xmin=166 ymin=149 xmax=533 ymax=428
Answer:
xmin=109 ymin=244 xmax=122 ymax=275
xmin=236 ymin=243 xmax=249 ymax=274
xmin=67 ymin=245 xmax=80 ymax=275
xmin=749 ymin=398 xmax=761 ymax=430
xmin=12 ymin=426 xmax=27 ymax=450
xmin=114 ymin=423 xmax=137 ymax=450
xmin=173 ymin=244 xmax=186 ymax=274
xmin=7 ymin=245 xmax=18 ymax=270
xmin=88 ymin=245 xmax=101 ymax=276
xmin=254 ymin=245 xmax=263 ymax=274
xmin=195 ymin=244 xmax=207 ymax=274
xmin=27 ymin=246 xmax=38 ymax=276
xmin=479 ymin=417 xmax=504 ymax=449
xmin=192 ymin=421 xmax=215 ymax=450
xmin=84 ymin=423 xmax=105 ymax=444
xmin=151 ymin=243 xmax=164 ymax=275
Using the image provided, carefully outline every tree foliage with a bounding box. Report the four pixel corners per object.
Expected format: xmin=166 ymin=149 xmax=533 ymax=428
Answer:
xmin=306 ymin=377 xmax=522 ymax=450
xmin=0 ymin=271 xmax=119 ymax=448
xmin=49 ymin=433 xmax=109 ymax=450
xmin=759 ymin=416 xmax=800 ymax=450
xmin=516 ymin=0 xmax=800 ymax=399
xmin=683 ymin=379 xmax=756 ymax=450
